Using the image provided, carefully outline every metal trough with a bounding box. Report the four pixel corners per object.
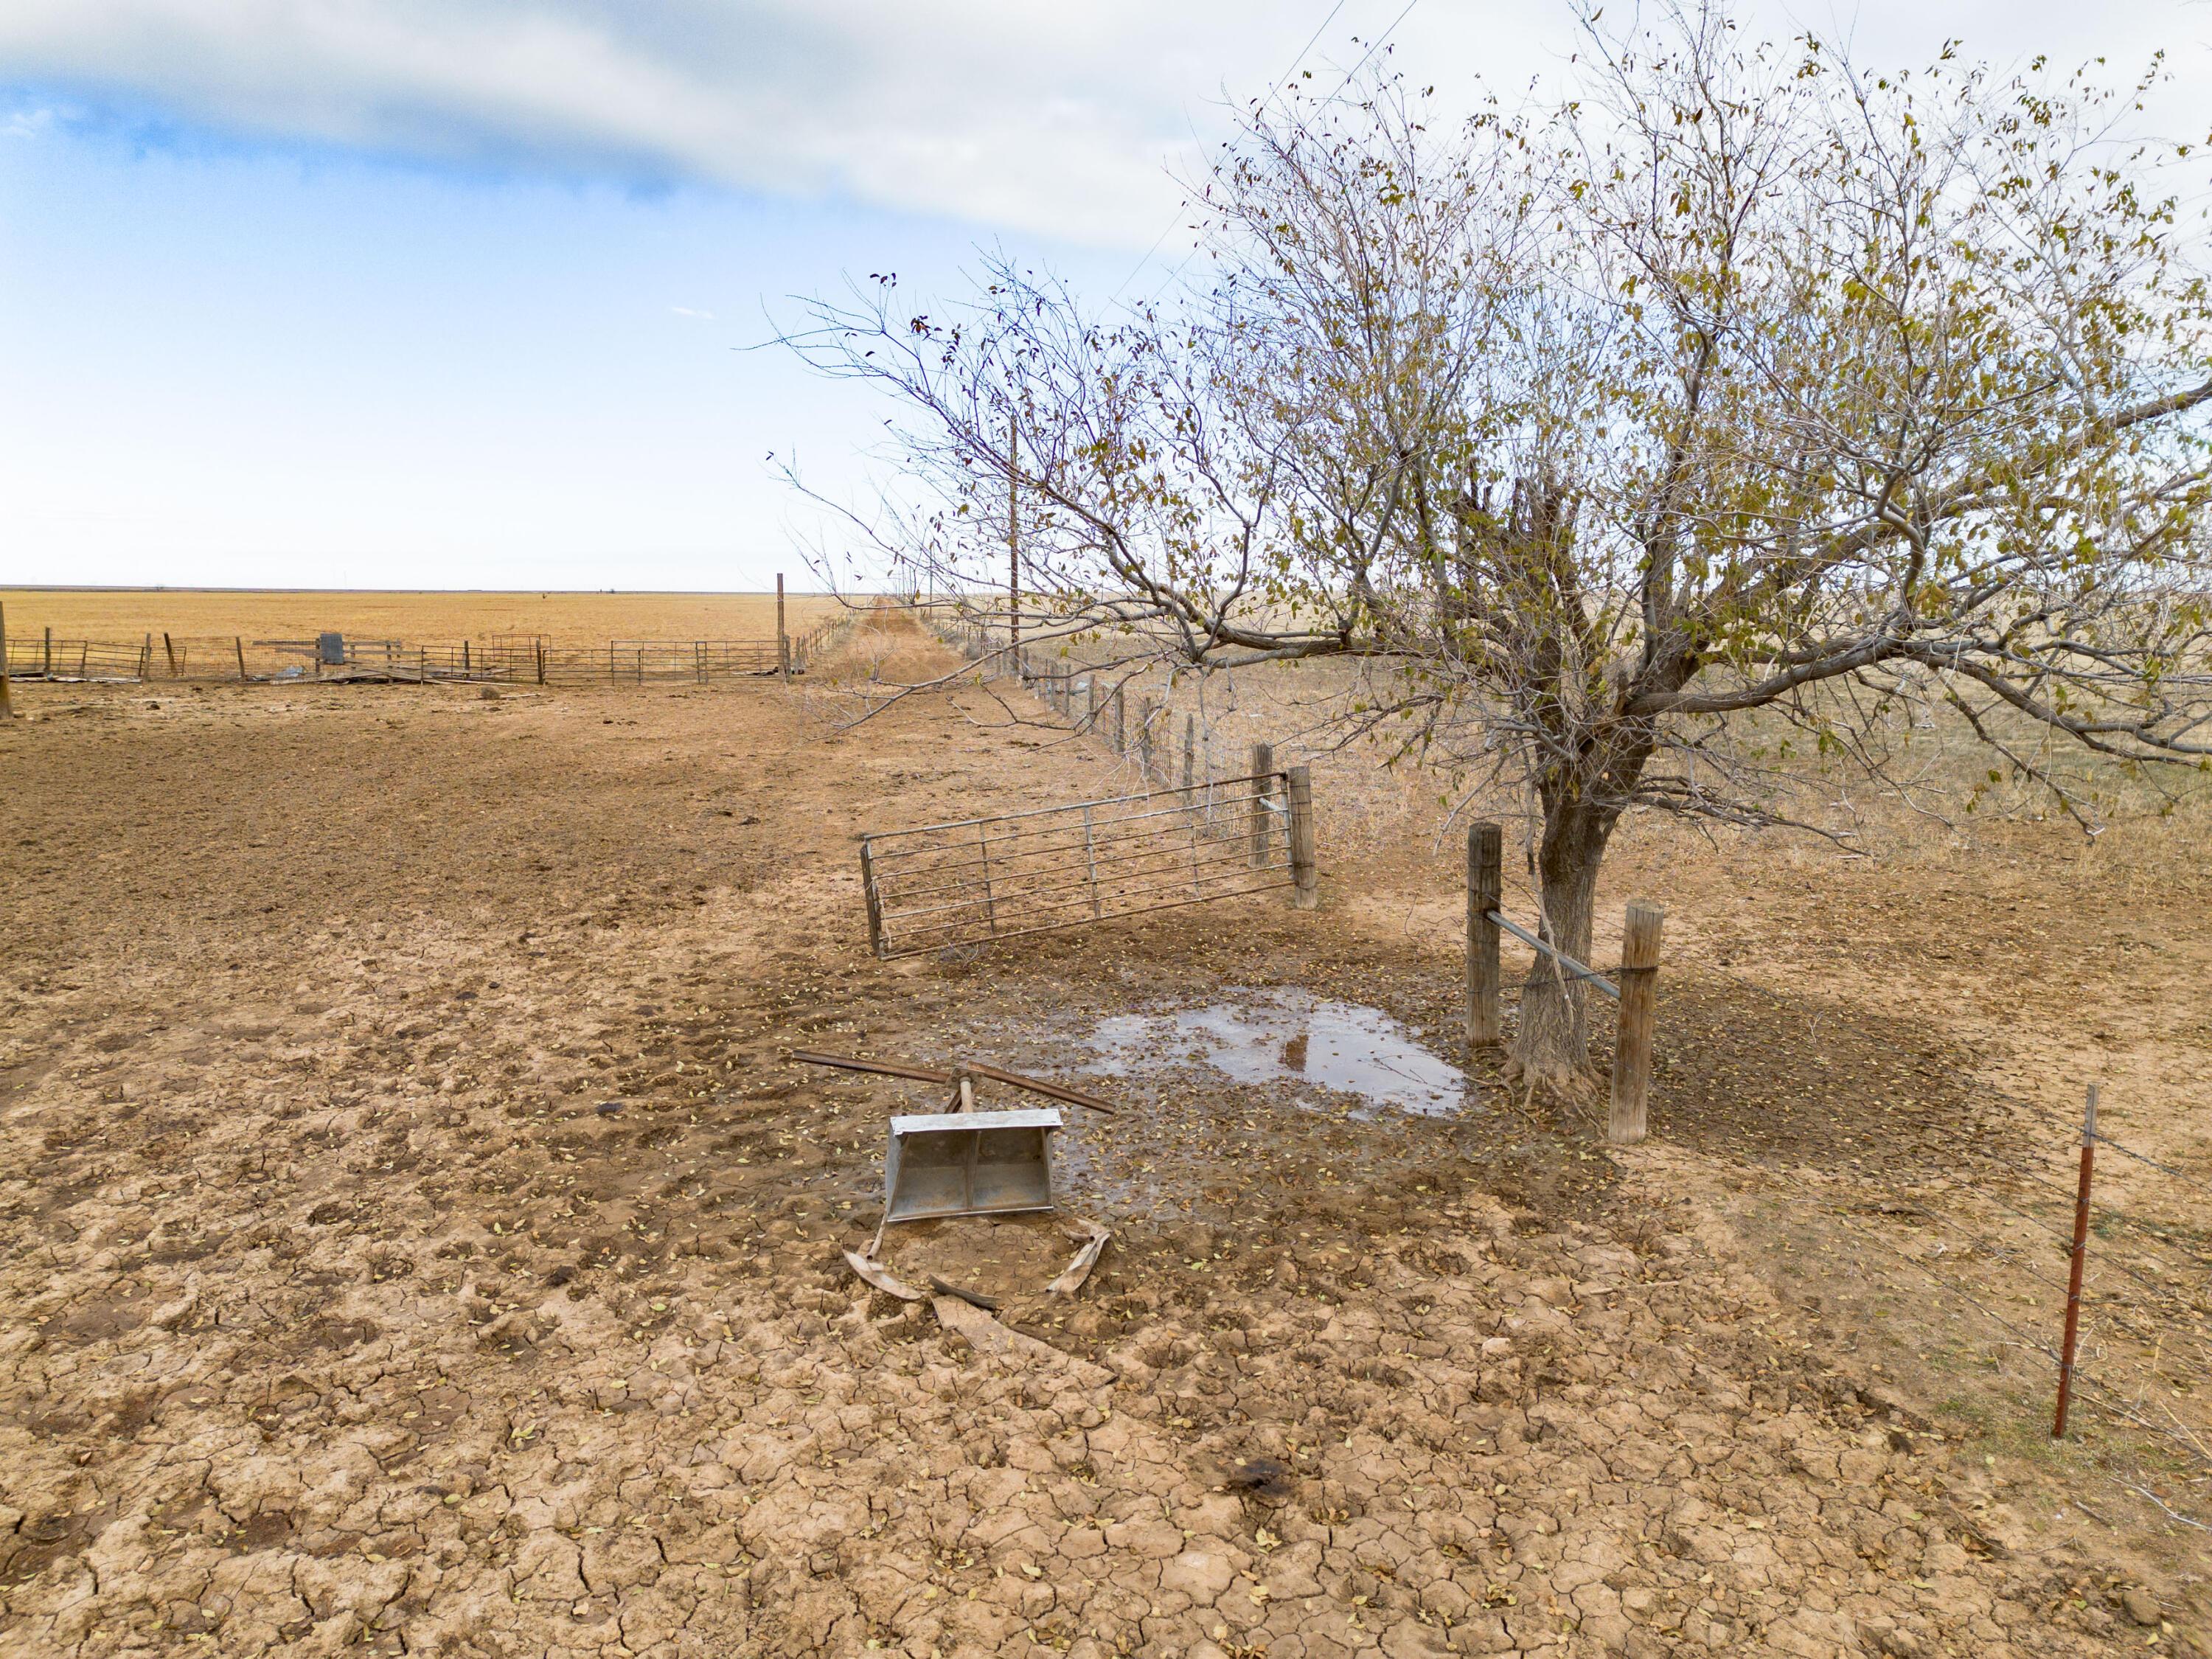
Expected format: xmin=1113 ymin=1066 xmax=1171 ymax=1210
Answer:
xmin=883 ymin=1107 xmax=1061 ymax=1223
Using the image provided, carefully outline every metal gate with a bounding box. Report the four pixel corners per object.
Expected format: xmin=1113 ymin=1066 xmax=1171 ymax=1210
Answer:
xmin=858 ymin=770 xmax=1312 ymax=958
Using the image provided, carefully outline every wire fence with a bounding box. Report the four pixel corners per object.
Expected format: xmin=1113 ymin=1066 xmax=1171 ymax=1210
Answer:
xmin=1659 ymin=953 xmax=2212 ymax=1535
xmin=1 ymin=619 xmax=849 ymax=686
xmin=917 ymin=608 xmax=1294 ymax=804
xmin=3 ymin=635 xmax=156 ymax=681
xmin=914 ymin=597 xmax=2212 ymax=1528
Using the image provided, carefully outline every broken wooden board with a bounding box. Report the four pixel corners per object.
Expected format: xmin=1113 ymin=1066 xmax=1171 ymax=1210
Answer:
xmin=1048 ymin=1217 xmax=1112 ymax=1296
xmin=842 ymin=1250 xmax=926 ymax=1301
xmin=929 ymin=1295 xmax=1114 ymax=1388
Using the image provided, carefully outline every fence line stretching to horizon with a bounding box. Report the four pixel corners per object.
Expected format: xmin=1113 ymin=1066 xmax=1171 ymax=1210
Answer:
xmin=0 ymin=619 xmax=849 ymax=687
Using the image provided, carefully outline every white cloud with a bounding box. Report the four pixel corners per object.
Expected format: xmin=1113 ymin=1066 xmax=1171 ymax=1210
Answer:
xmin=0 ymin=1 xmax=1392 ymax=248
xmin=4 ymin=102 xmax=58 ymax=139
xmin=0 ymin=3 xmax=2200 ymax=249
xmin=669 ymin=305 xmax=715 ymax=319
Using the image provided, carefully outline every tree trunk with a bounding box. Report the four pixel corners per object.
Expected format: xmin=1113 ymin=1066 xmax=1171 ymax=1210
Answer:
xmin=1508 ymin=791 xmax=1619 ymax=1089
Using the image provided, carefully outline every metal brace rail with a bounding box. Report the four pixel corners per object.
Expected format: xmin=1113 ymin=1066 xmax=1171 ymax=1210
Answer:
xmin=1486 ymin=909 xmax=1621 ymax=1001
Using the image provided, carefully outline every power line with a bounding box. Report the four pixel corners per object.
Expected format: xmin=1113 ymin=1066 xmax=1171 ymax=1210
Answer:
xmin=1109 ymin=0 xmax=1352 ymax=303
xmin=1113 ymin=0 xmax=1426 ymax=309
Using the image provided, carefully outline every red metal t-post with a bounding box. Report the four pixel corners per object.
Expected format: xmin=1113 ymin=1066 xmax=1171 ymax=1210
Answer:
xmin=2053 ymin=1083 xmax=2099 ymax=1439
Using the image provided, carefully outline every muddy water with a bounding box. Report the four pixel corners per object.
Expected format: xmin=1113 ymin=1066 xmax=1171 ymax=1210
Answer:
xmin=1079 ymin=987 xmax=1474 ymax=1117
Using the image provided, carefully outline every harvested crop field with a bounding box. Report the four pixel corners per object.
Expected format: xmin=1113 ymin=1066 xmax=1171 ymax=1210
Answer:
xmin=2 ymin=607 xmax=2207 ymax=1658
xmin=1 ymin=589 xmax=845 ymax=650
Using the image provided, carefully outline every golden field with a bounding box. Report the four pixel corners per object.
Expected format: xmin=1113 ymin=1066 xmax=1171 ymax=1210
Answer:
xmin=0 ymin=588 xmax=851 ymax=647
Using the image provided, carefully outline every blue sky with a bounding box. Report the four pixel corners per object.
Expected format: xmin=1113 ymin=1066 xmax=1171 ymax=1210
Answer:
xmin=1 ymin=1 xmax=2203 ymax=591
xmin=0 ymin=128 xmax=1081 ymax=591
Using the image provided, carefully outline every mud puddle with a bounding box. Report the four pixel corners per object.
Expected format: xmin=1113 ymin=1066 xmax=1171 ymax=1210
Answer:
xmin=1079 ymin=987 xmax=1474 ymax=1117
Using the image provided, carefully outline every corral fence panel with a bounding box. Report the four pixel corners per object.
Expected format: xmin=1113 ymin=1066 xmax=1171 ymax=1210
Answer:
xmin=0 ymin=617 xmax=852 ymax=687
xmin=859 ymin=771 xmax=1310 ymax=958
xmin=4 ymin=634 xmax=148 ymax=682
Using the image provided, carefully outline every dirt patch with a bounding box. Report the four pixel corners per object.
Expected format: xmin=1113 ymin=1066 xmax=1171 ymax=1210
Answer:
xmin=0 ymin=612 xmax=2204 ymax=1656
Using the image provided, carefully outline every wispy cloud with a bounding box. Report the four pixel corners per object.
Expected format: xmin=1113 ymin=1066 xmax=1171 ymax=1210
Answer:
xmin=669 ymin=305 xmax=714 ymax=320
xmin=0 ymin=1 xmax=1380 ymax=247
xmin=4 ymin=102 xmax=57 ymax=139
xmin=4 ymin=4 xmax=2180 ymax=249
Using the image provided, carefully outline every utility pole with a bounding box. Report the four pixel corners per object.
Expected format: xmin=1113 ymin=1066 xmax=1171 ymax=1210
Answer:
xmin=1008 ymin=411 xmax=1020 ymax=676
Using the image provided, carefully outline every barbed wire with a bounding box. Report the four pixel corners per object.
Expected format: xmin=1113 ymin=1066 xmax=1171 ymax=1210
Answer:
xmin=2093 ymin=1130 xmax=2212 ymax=1201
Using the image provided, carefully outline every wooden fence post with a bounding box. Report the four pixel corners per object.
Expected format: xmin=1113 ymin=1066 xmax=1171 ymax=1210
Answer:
xmin=0 ymin=602 xmax=13 ymax=720
xmin=1138 ymin=698 xmax=1155 ymax=779
xmin=1467 ymin=822 xmax=1503 ymax=1050
xmin=1248 ymin=742 xmax=1275 ymax=866
xmin=1114 ymin=686 xmax=1127 ymax=752
xmin=1085 ymin=677 xmax=1099 ymax=731
xmin=44 ymin=625 xmax=53 ymax=678
xmin=235 ymin=636 xmax=248 ymax=683
xmin=162 ymin=632 xmax=179 ymax=677
xmin=777 ymin=574 xmax=791 ymax=682
xmin=977 ymin=824 xmax=998 ymax=934
xmin=1182 ymin=714 xmax=1195 ymax=795
xmin=1607 ymin=902 xmax=1666 ymax=1144
xmin=535 ymin=640 xmax=546 ymax=685
xmin=141 ymin=635 xmax=153 ymax=680
xmin=1286 ymin=765 xmax=1318 ymax=909
xmin=859 ymin=840 xmax=885 ymax=957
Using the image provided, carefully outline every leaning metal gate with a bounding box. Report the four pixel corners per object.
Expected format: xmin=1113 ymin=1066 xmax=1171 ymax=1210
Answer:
xmin=858 ymin=771 xmax=1297 ymax=958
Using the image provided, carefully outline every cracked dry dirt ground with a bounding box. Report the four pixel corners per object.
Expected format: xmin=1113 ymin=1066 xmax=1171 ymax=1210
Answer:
xmin=0 ymin=628 xmax=2197 ymax=1658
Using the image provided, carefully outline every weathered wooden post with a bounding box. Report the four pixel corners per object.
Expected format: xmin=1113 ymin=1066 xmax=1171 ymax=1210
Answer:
xmin=859 ymin=839 xmax=886 ymax=957
xmin=1137 ymin=698 xmax=1155 ymax=779
xmin=535 ymin=639 xmax=546 ymax=685
xmin=1607 ymin=902 xmax=1666 ymax=1144
xmin=1182 ymin=714 xmax=1196 ymax=795
xmin=1085 ymin=677 xmax=1100 ymax=731
xmin=1286 ymin=765 xmax=1318 ymax=909
xmin=1248 ymin=742 xmax=1275 ymax=866
xmin=0 ymin=602 xmax=13 ymax=720
xmin=777 ymin=574 xmax=791 ymax=681
xmin=1113 ymin=686 xmax=1127 ymax=752
xmin=1467 ymin=821 xmax=1503 ymax=1050
xmin=162 ymin=632 xmax=179 ymax=677
xmin=44 ymin=625 xmax=53 ymax=678
xmin=236 ymin=636 xmax=249 ymax=683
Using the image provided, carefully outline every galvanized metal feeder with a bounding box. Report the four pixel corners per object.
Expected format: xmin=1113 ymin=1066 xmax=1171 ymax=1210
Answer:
xmin=791 ymin=1051 xmax=1118 ymax=1298
xmin=882 ymin=1105 xmax=1062 ymax=1222
xmin=793 ymin=1049 xmax=1113 ymax=1225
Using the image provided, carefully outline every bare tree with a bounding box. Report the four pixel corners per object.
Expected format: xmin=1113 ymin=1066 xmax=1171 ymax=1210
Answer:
xmin=784 ymin=5 xmax=2212 ymax=1087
